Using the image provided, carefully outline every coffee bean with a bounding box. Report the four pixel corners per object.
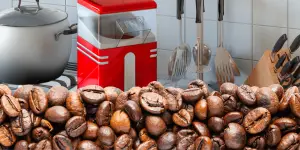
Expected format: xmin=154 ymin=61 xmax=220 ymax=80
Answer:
xmin=124 ymin=100 xmax=142 ymax=122
xmin=243 ymin=107 xmax=271 ymax=134
xmin=77 ymin=140 xmax=100 ymax=150
xmin=247 ymin=136 xmax=266 ymax=150
xmin=148 ymin=81 xmax=165 ymax=93
xmin=266 ymin=124 xmax=281 ymax=147
xmin=0 ymin=103 xmax=7 ymax=124
xmin=29 ymin=87 xmax=48 ymax=115
xmin=52 ymin=134 xmax=73 ymax=150
xmin=207 ymin=96 xmax=224 ymax=117
xmin=129 ymin=128 xmax=137 ymax=141
xmin=289 ymin=93 xmax=300 ymax=118
xmin=192 ymin=122 xmax=210 ymax=137
xmin=222 ymin=94 xmax=237 ymax=113
xmin=208 ymin=117 xmax=224 ymax=133
xmin=176 ymin=136 xmax=195 ymax=150
xmin=40 ymin=119 xmax=53 ymax=132
xmin=47 ymin=86 xmax=68 ymax=106
xmin=96 ymin=101 xmax=114 ymax=126
xmin=237 ymin=85 xmax=256 ymax=106
xmin=272 ymin=118 xmax=297 ymax=134
xmin=66 ymin=91 xmax=86 ymax=117
xmin=133 ymin=139 xmax=141 ymax=149
xmin=181 ymin=88 xmax=204 ymax=103
xmin=157 ymin=132 xmax=176 ymax=150
xmin=18 ymin=98 xmax=29 ymax=110
xmin=251 ymin=86 xmax=259 ymax=94
xmin=212 ymin=137 xmax=225 ymax=150
xmin=0 ymin=125 xmax=16 ymax=147
xmin=136 ymin=140 xmax=158 ymax=150
xmin=195 ymin=99 xmax=208 ymax=120
xmin=269 ymin=84 xmax=284 ymax=100
xmin=244 ymin=147 xmax=257 ymax=150
xmin=97 ymin=126 xmax=115 ymax=148
xmin=256 ymin=87 xmax=279 ymax=114
xmin=173 ymin=108 xmax=193 ymax=127
xmin=29 ymin=111 xmax=41 ymax=128
xmin=45 ymin=106 xmax=70 ymax=124
xmin=277 ymin=132 xmax=299 ymax=150
xmin=82 ymin=121 xmax=98 ymax=140
xmin=32 ymin=127 xmax=50 ymax=142
xmin=10 ymin=109 xmax=32 ymax=136
xmin=223 ymin=112 xmax=243 ymax=125
xmin=114 ymin=134 xmax=133 ymax=150
xmin=279 ymin=86 xmax=298 ymax=112
xmin=239 ymin=104 xmax=253 ymax=115
xmin=224 ymin=123 xmax=246 ymax=150
xmin=220 ymin=82 xmax=238 ymax=98
xmin=0 ymin=85 xmax=11 ymax=97
xmin=161 ymin=111 xmax=173 ymax=125
xmin=128 ymin=87 xmax=141 ymax=105
xmin=146 ymin=115 xmax=167 ymax=136
xmin=1 ymin=94 xmax=21 ymax=117
xmin=71 ymin=138 xmax=80 ymax=150
xmin=195 ymin=136 xmax=213 ymax=150
xmin=133 ymin=115 xmax=145 ymax=132
xmin=104 ymin=86 xmax=122 ymax=104
xmin=210 ymin=91 xmax=222 ymax=98
xmin=13 ymin=85 xmax=33 ymax=102
xmin=65 ymin=116 xmax=87 ymax=138
xmin=115 ymin=92 xmax=130 ymax=110
xmin=164 ymin=87 xmax=182 ymax=112
xmin=140 ymin=92 xmax=167 ymax=114
xmin=28 ymin=143 xmax=36 ymax=150
xmin=188 ymin=79 xmax=210 ymax=97
xmin=110 ymin=110 xmax=131 ymax=134
xmin=176 ymin=129 xmax=198 ymax=143
xmin=79 ymin=85 xmax=106 ymax=104
xmin=139 ymin=128 xmax=152 ymax=142
xmin=34 ymin=139 xmax=52 ymax=150
xmin=14 ymin=140 xmax=28 ymax=150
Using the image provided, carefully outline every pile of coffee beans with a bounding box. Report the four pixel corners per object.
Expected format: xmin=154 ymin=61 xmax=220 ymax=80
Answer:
xmin=0 ymin=80 xmax=299 ymax=150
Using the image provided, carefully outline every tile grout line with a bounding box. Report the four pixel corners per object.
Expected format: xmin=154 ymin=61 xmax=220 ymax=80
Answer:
xmin=251 ymin=0 xmax=254 ymax=68
xmin=287 ymin=0 xmax=289 ymax=46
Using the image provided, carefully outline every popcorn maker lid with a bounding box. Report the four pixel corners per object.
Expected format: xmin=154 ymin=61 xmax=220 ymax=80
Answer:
xmin=78 ymin=0 xmax=157 ymax=14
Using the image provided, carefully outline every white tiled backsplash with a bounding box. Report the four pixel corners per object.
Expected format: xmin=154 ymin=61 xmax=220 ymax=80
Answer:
xmin=1 ymin=0 xmax=300 ymax=86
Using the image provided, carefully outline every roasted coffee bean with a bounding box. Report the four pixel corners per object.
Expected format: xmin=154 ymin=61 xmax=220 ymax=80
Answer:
xmin=207 ymin=96 xmax=224 ymax=117
xmin=243 ymin=107 xmax=271 ymax=134
xmin=181 ymin=88 xmax=205 ymax=103
xmin=266 ymin=124 xmax=281 ymax=147
xmin=173 ymin=108 xmax=193 ymax=127
xmin=237 ymin=85 xmax=256 ymax=106
xmin=220 ymin=82 xmax=238 ymax=98
xmin=188 ymin=79 xmax=210 ymax=97
xmin=183 ymin=104 xmax=194 ymax=118
xmin=29 ymin=111 xmax=41 ymax=127
xmin=212 ymin=137 xmax=225 ymax=150
xmin=45 ymin=106 xmax=70 ymax=124
xmin=29 ymin=87 xmax=48 ymax=115
xmin=244 ymin=147 xmax=257 ymax=150
xmin=195 ymin=99 xmax=208 ymax=120
xmin=128 ymin=87 xmax=141 ymax=104
xmin=176 ymin=129 xmax=198 ymax=143
xmin=115 ymin=92 xmax=129 ymax=110
xmin=0 ymin=125 xmax=16 ymax=147
xmin=210 ymin=91 xmax=222 ymax=98
xmin=240 ymin=104 xmax=253 ymax=115
xmin=129 ymin=128 xmax=137 ymax=141
xmin=35 ymin=139 xmax=52 ymax=150
xmin=136 ymin=140 xmax=158 ymax=150
xmin=277 ymin=132 xmax=299 ymax=150
xmin=0 ymin=104 xmax=6 ymax=124
xmin=66 ymin=91 xmax=86 ymax=117
xmin=32 ymin=127 xmax=51 ymax=142
xmin=79 ymin=85 xmax=106 ymax=104
xmin=14 ymin=140 xmax=28 ymax=150
xmin=177 ymin=136 xmax=195 ymax=150
xmin=47 ymin=86 xmax=68 ymax=106
xmin=124 ymin=100 xmax=142 ymax=122
xmin=82 ymin=121 xmax=98 ymax=140
xmin=114 ymin=134 xmax=133 ymax=150
xmin=269 ymin=84 xmax=284 ymax=100
xmin=279 ymin=86 xmax=298 ymax=112
xmin=194 ymin=136 xmax=213 ymax=150
xmin=222 ymin=94 xmax=237 ymax=113
xmin=18 ymin=98 xmax=29 ymax=110
xmin=224 ymin=112 xmax=243 ymax=125
xmin=0 ymin=85 xmax=11 ymax=97
xmin=192 ymin=122 xmax=210 ymax=137
xmin=40 ymin=119 xmax=53 ymax=132
xmin=133 ymin=139 xmax=141 ymax=149
xmin=65 ymin=116 xmax=87 ymax=138
xmin=133 ymin=115 xmax=145 ymax=132
xmin=139 ymin=128 xmax=152 ymax=142
xmin=10 ymin=109 xmax=32 ymax=136
xmin=273 ymin=117 xmax=297 ymax=134
xmin=77 ymin=140 xmax=100 ymax=150
xmin=247 ymin=136 xmax=266 ymax=150
xmin=1 ymin=94 xmax=21 ymax=117
xmin=71 ymin=138 xmax=80 ymax=150
xmin=97 ymin=126 xmax=115 ymax=148
xmin=110 ymin=110 xmax=131 ymax=134
xmin=290 ymin=93 xmax=300 ymax=118
xmin=147 ymin=81 xmax=165 ymax=94
xmin=28 ymin=143 xmax=36 ymax=150
xmin=13 ymin=85 xmax=33 ymax=102
xmin=146 ymin=115 xmax=167 ymax=136
xmin=140 ymin=92 xmax=167 ymax=114
xmin=161 ymin=111 xmax=173 ymax=125
xmin=224 ymin=123 xmax=246 ymax=150
xmin=96 ymin=101 xmax=114 ymax=126
xmin=208 ymin=117 xmax=224 ymax=133
xmin=157 ymin=132 xmax=176 ymax=150
xmin=164 ymin=87 xmax=182 ymax=112
xmin=52 ymin=134 xmax=72 ymax=150
xmin=256 ymin=87 xmax=279 ymax=114
xmin=104 ymin=86 xmax=122 ymax=104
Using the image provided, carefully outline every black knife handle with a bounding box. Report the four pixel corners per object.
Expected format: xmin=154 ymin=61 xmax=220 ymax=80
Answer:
xmin=293 ymin=65 xmax=300 ymax=78
xmin=280 ymin=61 xmax=292 ymax=77
xmin=177 ymin=0 xmax=182 ymax=20
xmin=290 ymin=34 xmax=300 ymax=53
xmin=273 ymin=34 xmax=288 ymax=53
xmin=195 ymin=0 xmax=202 ymax=23
xmin=290 ymin=56 xmax=300 ymax=72
xmin=275 ymin=54 xmax=287 ymax=72
xmin=218 ymin=0 xmax=224 ymax=21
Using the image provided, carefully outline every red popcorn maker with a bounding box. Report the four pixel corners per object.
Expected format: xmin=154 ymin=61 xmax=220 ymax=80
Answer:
xmin=77 ymin=0 xmax=157 ymax=91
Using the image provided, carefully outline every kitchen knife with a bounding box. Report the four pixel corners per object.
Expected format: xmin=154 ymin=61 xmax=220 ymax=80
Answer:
xmin=278 ymin=61 xmax=292 ymax=82
xmin=289 ymin=34 xmax=300 ymax=56
xmin=274 ymin=54 xmax=287 ymax=73
xmin=270 ymin=34 xmax=288 ymax=63
xmin=289 ymin=56 xmax=300 ymax=74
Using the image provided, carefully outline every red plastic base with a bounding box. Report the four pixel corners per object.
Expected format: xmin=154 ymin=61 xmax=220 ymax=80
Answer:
xmin=77 ymin=36 xmax=157 ymax=90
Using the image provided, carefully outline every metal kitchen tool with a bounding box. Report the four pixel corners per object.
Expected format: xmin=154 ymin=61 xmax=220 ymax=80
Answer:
xmin=274 ymin=54 xmax=287 ymax=73
xmin=215 ymin=0 xmax=234 ymax=86
xmin=270 ymin=34 xmax=288 ymax=63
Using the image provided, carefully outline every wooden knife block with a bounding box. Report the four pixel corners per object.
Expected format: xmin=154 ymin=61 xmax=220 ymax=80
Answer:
xmin=245 ymin=48 xmax=291 ymax=88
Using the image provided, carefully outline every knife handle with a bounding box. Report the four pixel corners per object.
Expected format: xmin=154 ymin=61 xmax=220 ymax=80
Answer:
xmin=290 ymin=34 xmax=300 ymax=53
xmin=293 ymin=65 xmax=300 ymax=78
xmin=218 ymin=0 xmax=224 ymax=21
xmin=274 ymin=54 xmax=287 ymax=72
xmin=195 ymin=0 xmax=201 ymax=23
xmin=280 ymin=61 xmax=292 ymax=77
xmin=290 ymin=56 xmax=300 ymax=72
xmin=273 ymin=34 xmax=288 ymax=53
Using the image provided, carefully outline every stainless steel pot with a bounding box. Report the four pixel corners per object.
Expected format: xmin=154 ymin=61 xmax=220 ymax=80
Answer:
xmin=0 ymin=0 xmax=77 ymax=84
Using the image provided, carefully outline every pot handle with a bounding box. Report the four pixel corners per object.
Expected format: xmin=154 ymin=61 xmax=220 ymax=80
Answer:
xmin=17 ymin=0 xmax=41 ymax=13
xmin=55 ymin=23 xmax=78 ymax=41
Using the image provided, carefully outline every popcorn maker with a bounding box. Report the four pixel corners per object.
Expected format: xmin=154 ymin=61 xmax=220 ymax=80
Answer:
xmin=77 ymin=0 xmax=157 ymax=91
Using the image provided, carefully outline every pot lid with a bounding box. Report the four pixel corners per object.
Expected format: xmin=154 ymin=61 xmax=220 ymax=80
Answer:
xmin=0 ymin=5 xmax=68 ymax=27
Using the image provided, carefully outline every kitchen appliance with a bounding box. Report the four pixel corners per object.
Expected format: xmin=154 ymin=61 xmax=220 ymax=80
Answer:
xmin=0 ymin=0 xmax=77 ymax=84
xmin=77 ymin=0 xmax=157 ymax=91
